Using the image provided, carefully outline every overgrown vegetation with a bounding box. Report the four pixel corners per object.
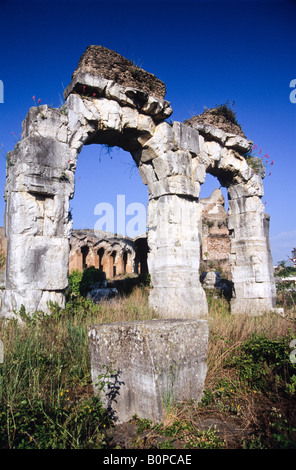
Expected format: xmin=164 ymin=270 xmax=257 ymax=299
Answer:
xmin=275 ymin=263 xmax=296 ymax=311
xmin=0 ymin=275 xmax=295 ymax=449
xmin=0 ymin=250 xmax=5 ymax=270
xmin=214 ymin=100 xmax=239 ymax=126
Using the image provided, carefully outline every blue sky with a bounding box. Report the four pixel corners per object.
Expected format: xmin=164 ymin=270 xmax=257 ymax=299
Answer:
xmin=0 ymin=0 xmax=295 ymax=265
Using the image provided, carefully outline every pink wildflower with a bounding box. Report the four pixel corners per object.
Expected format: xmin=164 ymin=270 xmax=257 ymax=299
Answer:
xmin=32 ymin=95 xmax=35 ymax=101
xmin=93 ymin=93 xmax=96 ymax=96
xmin=38 ymin=99 xmax=41 ymax=104
xmin=271 ymin=160 xmax=274 ymax=165
xmin=269 ymin=172 xmax=271 ymax=176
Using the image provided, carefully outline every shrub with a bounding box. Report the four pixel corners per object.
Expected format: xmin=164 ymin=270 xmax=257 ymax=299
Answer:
xmin=215 ymin=100 xmax=239 ymax=126
xmin=79 ymin=266 xmax=106 ymax=297
xmin=137 ymin=273 xmax=151 ymax=287
xmin=228 ymin=333 xmax=296 ymax=391
xmin=68 ymin=267 xmax=106 ymax=299
xmin=68 ymin=270 xmax=83 ymax=297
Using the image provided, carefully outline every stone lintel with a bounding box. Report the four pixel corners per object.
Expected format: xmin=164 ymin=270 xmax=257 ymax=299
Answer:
xmin=71 ymin=45 xmax=166 ymax=100
xmin=63 ymin=72 xmax=172 ymax=121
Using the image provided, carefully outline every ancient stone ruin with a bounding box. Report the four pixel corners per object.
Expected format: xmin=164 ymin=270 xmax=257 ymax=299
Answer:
xmin=68 ymin=229 xmax=148 ymax=278
xmin=199 ymin=188 xmax=230 ymax=276
xmin=0 ymin=45 xmax=279 ymax=422
xmin=0 ymin=45 xmax=277 ymax=318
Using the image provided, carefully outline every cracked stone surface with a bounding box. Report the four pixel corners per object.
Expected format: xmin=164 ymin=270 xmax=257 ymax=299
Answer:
xmin=1 ymin=45 xmax=277 ymax=319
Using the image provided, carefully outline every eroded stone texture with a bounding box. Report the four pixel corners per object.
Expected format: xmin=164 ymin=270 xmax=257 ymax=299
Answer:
xmin=0 ymin=46 xmax=279 ymax=427
xmin=71 ymin=45 xmax=166 ymax=100
xmin=88 ymin=319 xmax=209 ymax=423
xmin=186 ymin=107 xmax=246 ymax=138
xmin=1 ymin=45 xmax=277 ymax=319
xmin=147 ymin=195 xmax=207 ymax=318
xmin=188 ymin=119 xmax=277 ymax=314
xmin=69 ymin=229 xmax=139 ymax=278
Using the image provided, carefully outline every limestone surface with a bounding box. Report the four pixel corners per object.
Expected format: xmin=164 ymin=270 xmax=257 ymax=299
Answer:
xmin=71 ymin=45 xmax=167 ymax=100
xmin=0 ymin=45 xmax=277 ymax=319
xmin=89 ymin=319 xmax=209 ymax=423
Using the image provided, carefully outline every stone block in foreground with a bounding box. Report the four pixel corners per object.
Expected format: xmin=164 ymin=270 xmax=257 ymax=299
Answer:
xmin=88 ymin=319 xmax=208 ymax=424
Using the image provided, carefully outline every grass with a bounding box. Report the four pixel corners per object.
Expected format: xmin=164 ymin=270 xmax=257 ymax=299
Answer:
xmin=0 ymin=282 xmax=295 ymax=449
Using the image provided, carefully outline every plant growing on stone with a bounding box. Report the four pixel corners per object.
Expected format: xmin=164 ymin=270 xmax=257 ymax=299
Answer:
xmin=58 ymin=169 xmax=70 ymax=182
xmin=215 ymin=100 xmax=239 ymax=126
xmin=58 ymin=160 xmax=73 ymax=182
xmin=32 ymin=95 xmax=41 ymax=106
xmin=0 ymin=143 xmax=13 ymax=167
xmin=244 ymin=144 xmax=274 ymax=177
xmin=11 ymin=131 xmax=21 ymax=142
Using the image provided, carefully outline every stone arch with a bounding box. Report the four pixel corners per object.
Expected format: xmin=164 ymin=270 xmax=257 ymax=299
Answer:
xmin=187 ymin=118 xmax=277 ymax=314
xmin=81 ymin=245 xmax=89 ymax=269
xmin=0 ymin=45 xmax=277 ymax=318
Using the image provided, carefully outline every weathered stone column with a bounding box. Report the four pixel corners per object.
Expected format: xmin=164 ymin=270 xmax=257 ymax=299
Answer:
xmin=137 ymin=120 xmax=209 ymax=319
xmin=147 ymin=195 xmax=208 ymax=318
xmin=2 ymin=121 xmax=72 ymax=313
xmin=187 ymin=116 xmax=278 ymax=315
xmin=1 ymin=107 xmax=75 ymax=316
xmin=228 ymin=180 xmax=277 ymax=314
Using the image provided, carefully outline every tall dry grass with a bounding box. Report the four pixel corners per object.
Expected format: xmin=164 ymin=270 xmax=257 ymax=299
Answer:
xmin=206 ymin=290 xmax=296 ymax=389
xmin=0 ymin=284 xmax=295 ymax=448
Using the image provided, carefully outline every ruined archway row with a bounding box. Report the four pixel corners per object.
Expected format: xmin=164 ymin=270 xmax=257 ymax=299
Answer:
xmin=0 ymin=45 xmax=277 ymax=318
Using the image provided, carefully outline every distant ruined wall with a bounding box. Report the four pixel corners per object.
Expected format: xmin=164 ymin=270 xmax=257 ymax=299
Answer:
xmin=69 ymin=229 xmax=148 ymax=278
xmin=199 ymin=188 xmax=231 ymax=276
xmin=0 ymin=227 xmax=6 ymax=257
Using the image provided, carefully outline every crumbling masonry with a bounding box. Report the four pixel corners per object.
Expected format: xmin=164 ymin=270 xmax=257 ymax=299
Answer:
xmin=0 ymin=45 xmax=277 ymax=318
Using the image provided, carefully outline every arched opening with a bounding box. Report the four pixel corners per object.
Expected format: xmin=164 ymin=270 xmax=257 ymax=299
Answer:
xmin=134 ymin=237 xmax=149 ymax=275
xmin=97 ymin=247 xmax=104 ymax=271
xmin=68 ymin=143 xmax=149 ymax=282
xmin=123 ymin=251 xmax=127 ymax=273
xmin=81 ymin=246 xmax=89 ymax=270
xmin=199 ymin=173 xmax=231 ymax=286
xmin=0 ymin=59 xmax=276 ymax=319
xmin=111 ymin=250 xmax=117 ymax=277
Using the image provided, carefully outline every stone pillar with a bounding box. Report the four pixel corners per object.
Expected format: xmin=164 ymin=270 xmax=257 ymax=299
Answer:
xmin=1 ymin=108 xmax=74 ymax=317
xmin=147 ymin=194 xmax=208 ymax=319
xmin=228 ymin=181 xmax=276 ymax=314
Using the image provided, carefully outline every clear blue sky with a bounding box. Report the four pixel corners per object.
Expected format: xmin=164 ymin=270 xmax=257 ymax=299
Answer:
xmin=0 ymin=0 xmax=295 ymax=265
